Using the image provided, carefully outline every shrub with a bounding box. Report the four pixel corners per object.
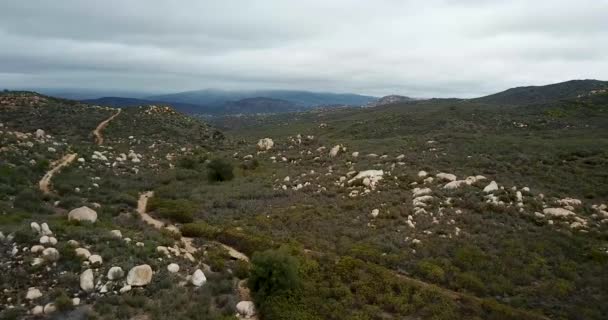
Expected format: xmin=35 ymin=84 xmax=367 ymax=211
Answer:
xmin=150 ymin=198 xmax=197 ymax=223
xmin=207 ymin=158 xmax=234 ymax=182
xmin=180 ymin=222 xmax=220 ymax=238
xmin=416 ymin=260 xmax=445 ymax=283
xmin=249 ymin=247 xmax=301 ymax=302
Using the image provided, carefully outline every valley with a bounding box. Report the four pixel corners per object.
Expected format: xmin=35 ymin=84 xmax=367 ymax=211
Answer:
xmin=0 ymin=80 xmax=607 ymax=320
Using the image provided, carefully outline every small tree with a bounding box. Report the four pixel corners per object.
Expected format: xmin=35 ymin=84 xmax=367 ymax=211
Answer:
xmin=207 ymin=158 xmax=234 ymax=182
xmin=249 ymin=247 xmax=300 ymax=302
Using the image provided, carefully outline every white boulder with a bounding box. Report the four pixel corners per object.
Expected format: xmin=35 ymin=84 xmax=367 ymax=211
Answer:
xmin=236 ymin=301 xmax=257 ymax=318
xmin=26 ymin=287 xmax=42 ymax=300
xmin=107 ymin=266 xmax=125 ymax=280
xmin=257 ymin=138 xmax=274 ymax=151
xmin=191 ymin=269 xmax=207 ymax=287
xmin=127 ymin=264 xmax=153 ymax=286
xmin=80 ymin=269 xmax=95 ymax=292
xmin=483 ymin=181 xmax=499 ymax=193
xmin=167 ymin=263 xmax=180 ymax=273
xmin=68 ymin=206 xmax=97 ymax=223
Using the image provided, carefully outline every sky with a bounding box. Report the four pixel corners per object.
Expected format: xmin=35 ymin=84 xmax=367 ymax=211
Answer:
xmin=0 ymin=0 xmax=607 ymax=98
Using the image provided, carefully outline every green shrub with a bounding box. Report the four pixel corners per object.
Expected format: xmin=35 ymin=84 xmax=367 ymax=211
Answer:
xmin=249 ymin=247 xmax=301 ymax=302
xmin=180 ymin=222 xmax=220 ymax=238
xmin=150 ymin=198 xmax=197 ymax=223
xmin=207 ymin=158 xmax=234 ymax=182
xmin=416 ymin=260 xmax=445 ymax=283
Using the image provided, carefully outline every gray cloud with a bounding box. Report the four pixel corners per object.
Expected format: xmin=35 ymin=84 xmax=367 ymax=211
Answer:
xmin=0 ymin=0 xmax=606 ymax=97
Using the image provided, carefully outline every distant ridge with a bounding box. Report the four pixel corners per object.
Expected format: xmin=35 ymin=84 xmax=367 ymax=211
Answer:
xmin=473 ymin=79 xmax=608 ymax=105
xmin=365 ymin=95 xmax=415 ymax=107
xmin=148 ymin=89 xmax=377 ymax=108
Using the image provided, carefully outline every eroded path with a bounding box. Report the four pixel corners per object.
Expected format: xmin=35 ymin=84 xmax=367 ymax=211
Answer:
xmin=93 ymin=109 xmax=121 ymax=145
xmin=39 ymin=153 xmax=78 ymax=195
xmin=136 ymin=191 xmax=250 ymax=260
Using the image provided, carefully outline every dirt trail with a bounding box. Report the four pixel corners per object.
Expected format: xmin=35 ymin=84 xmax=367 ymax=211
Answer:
xmin=136 ymin=191 xmax=255 ymax=317
xmin=93 ymin=109 xmax=121 ymax=145
xmin=39 ymin=153 xmax=77 ymax=195
xmin=136 ymin=192 xmax=250 ymax=260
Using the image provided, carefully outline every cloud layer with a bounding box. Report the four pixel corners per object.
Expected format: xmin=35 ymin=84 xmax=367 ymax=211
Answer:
xmin=1 ymin=0 xmax=606 ymax=97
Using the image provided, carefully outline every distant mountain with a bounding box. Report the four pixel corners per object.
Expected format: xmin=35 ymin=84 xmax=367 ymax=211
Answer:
xmin=81 ymin=97 xmax=206 ymax=114
xmin=219 ymin=97 xmax=302 ymax=114
xmin=473 ymin=79 xmax=608 ymax=106
xmin=365 ymin=95 xmax=415 ymax=107
xmin=148 ymin=89 xmax=377 ymax=107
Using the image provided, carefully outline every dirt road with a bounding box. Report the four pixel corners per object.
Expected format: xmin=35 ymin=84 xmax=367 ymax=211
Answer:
xmin=39 ymin=153 xmax=77 ymax=195
xmin=93 ymin=109 xmax=121 ymax=145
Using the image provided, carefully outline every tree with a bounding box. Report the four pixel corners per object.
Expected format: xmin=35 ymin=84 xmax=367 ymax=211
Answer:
xmin=206 ymin=158 xmax=234 ymax=182
xmin=249 ymin=247 xmax=300 ymax=302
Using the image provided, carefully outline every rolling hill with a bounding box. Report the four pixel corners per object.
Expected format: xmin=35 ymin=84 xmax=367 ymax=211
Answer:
xmin=474 ymin=79 xmax=608 ymax=105
xmin=148 ymin=89 xmax=377 ymax=108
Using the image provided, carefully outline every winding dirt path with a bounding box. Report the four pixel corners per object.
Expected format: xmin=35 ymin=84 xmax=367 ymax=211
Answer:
xmin=136 ymin=192 xmax=250 ymax=261
xmin=93 ymin=109 xmax=121 ymax=145
xmin=136 ymin=191 xmax=255 ymax=317
xmin=39 ymin=153 xmax=77 ymax=195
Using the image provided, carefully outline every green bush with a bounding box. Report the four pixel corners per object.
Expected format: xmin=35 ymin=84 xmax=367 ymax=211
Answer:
xmin=416 ymin=260 xmax=445 ymax=283
xmin=207 ymin=158 xmax=234 ymax=182
xmin=150 ymin=198 xmax=197 ymax=223
xmin=249 ymin=247 xmax=301 ymax=302
xmin=180 ymin=222 xmax=220 ymax=238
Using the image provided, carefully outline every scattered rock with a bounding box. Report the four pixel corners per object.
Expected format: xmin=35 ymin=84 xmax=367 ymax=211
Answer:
xmin=80 ymin=269 xmax=95 ymax=292
xmin=43 ymin=303 xmax=56 ymax=314
xmin=191 ymin=269 xmax=207 ymax=287
xmin=42 ymin=247 xmax=60 ymax=261
xmin=107 ymin=266 xmax=125 ymax=280
xmin=68 ymin=206 xmax=98 ymax=223
xmin=483 ymin=181 xmax=499 ymax=193
xmin=436 ymin=173 xmax=457 ymax=182
xmin=89 ymin=254 xmax=103 ymax=265
xmin=167 ymin=263 xmax=180 ymax=273
xmin=127 ymin=264 xmax=153 ymax=286
xmin=31 ymin=305 xmax=43 ymax=315
xmin=236 ymin=301 xmax=257 ymax=318
xmin=543 ymin=208 xmax=576 ymax=218
xmin=75 ymin=248 xmax=91 ymax=259
xmin=371 ymin=209 xmax=379 ymax=218
xmin=26 ymin=287 xmax=42 ymax=300
xmin=257 ymin=138 xmax=274 ymax=151
xmin=110 ymin=230 xmax=122 ymax=238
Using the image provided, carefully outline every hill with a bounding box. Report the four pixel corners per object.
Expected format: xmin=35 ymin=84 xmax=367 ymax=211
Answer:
xmin=474 ymin=79 xmax=608 ymax=105
xmin=148 ymin=89 xmax=377 ymax=108
xmin=365 ymin=94 xmax=415 ymax=107
xmin=1 ymin=84 xmax=607 ymax=320
xmin=219 ymin=97 xmax=302 ymax=114
xmin=81 ymin=97 xmax=206 ymax=114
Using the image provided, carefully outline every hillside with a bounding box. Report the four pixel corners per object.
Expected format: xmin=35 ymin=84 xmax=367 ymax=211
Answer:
xmin=148 ymin=89 xmax=377 ymax=108
xmin=1 ymin=85 xmax=607 ymax=320
xmin=81 ymin=97 xmax=207 ymax=114
xmin=365 ymin=94 xmax=415 ymax=107
xmin=474 ymin=79 xmax=608 ymax=106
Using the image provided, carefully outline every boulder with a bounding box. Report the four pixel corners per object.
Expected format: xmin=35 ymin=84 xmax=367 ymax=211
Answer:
xmin=42 ymin=247 xmax=60 ymax=261
xmin=80 ymin=269 xmax=95 ymax=292
xmin=26 ymin=287 xmax=42 ymax=300
xmin=191 ymin=269 xmax=207 ymax=287
xmin=436 ymin=173 xmax=457 ymax=182
xmin=236 ymin=301 xmax=257 ymax=318
xmin=167 ymin=263 xmax=180 ymax=273
xmin=31 ymin=305 xmax=44 ymax=315
xmin=89 ymin=254 xmax=103 ymax=265
xmin=417 ymin=170 xmax=428 ymax=178
xmin=127 ymin=264 xmax=153 ymax=286
xmin=35 ymin=129 xmax=45 ymax=138
xmin=43 ymin=303 xmax=56 ymax=314
xmin=75 ymin=248 xmax=91 ymax=259
xmin=30 ymin=222 xmax=41 ymax=234
xmin=107 ymin=266 xmax=125 ymax=280
xmin=329 ymin=145 xmax=342 ymax=157
xmin=483 ymin=181 xmax=499 ymax=193
xmin=257 ymin=138 xmax=274 ymax=151
xmin=68 ymin=206 xmax=97 ymax=223
xmin=348 ymin=170 xmax=384 ymax=189
xmin=110 ymin=230 xmax=122 ymax=238
xmin=543 ymin=208 xmax=576 ymax=218
xmin=371 ymin=209 xmax=379 ymax=218
xmin=40 ymin=223 xmax=52 ymax=236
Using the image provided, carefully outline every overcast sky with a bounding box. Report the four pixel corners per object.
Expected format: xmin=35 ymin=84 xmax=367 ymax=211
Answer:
xmin=1 ymin=0 xmax=606 ymax=97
